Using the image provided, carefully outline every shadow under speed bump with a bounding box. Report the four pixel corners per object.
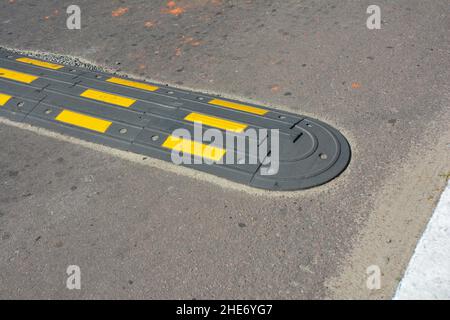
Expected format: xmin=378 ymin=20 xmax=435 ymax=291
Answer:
xmin=0 ymin=49 xmax=351 ymax=191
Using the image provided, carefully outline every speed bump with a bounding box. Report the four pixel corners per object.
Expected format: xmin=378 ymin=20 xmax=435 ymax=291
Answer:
xmin=0 ymin=49 xmax=351 ymax=190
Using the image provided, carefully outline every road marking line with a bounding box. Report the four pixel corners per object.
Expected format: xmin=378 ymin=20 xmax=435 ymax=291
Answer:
xmin=16 ymin=57 xmax=64 ymax=70
xmin=162 ymin=135 xmax=226 ymax=161
xmin=80 ymin=89 xmax=136 ymax=108
xmin=208 ymin=98 xmax=268 ymax=115
xmin=184 ymin=112 xmax=248 ymax=133
xmin=55 ymin=109 xmax=112 ymax=133
xmin=106 ymin=77 xmax=159 ymax=92
xmin=394 ymin=180 xmax=450 ymax=299
xmin=0 ymin=93 xmax=12 ymax=106
xmin=0 ymin=67 xmax=38 ymax=84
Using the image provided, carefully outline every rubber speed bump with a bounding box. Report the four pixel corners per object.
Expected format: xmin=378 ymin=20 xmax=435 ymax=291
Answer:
xmin=0 ymin=49 xmax=351 ymax=190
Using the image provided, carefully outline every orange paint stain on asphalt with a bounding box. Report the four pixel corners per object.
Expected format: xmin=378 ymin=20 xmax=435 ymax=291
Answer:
xmin=162 ymin=1 xmax=186 ymax=16
xmin=144 ymin=21 xmax=156 ymax=28
xmin=112 ymin=7 xmax=129 ymax=17
xmin=271 ymin=84 xmax=281 ymax=93
xmin=175 ymin=48 xmax=182 ymax=56
xmin=351 ymin=82 xmax=361 ymax=89
xmin=183 ymin=36 xmax=202 ymax=47
xmin=168 ymin=7 xmax=185 ymax=16
xmin=162 ymin=0 xmax=223 ymax=16
xmin=43 ymin=8 xmax=60 ymax=20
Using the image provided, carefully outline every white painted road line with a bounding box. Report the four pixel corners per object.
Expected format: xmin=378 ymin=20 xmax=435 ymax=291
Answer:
xmin=394 ymin=180 xmax=450 ymax=300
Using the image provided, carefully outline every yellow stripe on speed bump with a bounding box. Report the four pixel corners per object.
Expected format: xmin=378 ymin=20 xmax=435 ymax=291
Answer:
xmin=162 ymin=135 xmax=226 ymax=162
xmin=0 ymin=93 xmax=12 ymax=106
xmin=16 ymin=57 xmax=64 ymax=70
xmin=55 ymin=110 xmax=112 ymax=133
xmin=80 ymin=89 xmax=136 ymax=108
xmin=184 ymin=112 xmax=248 ymax=133
xmin=208 ymin=98 xmax=268 ymax=116
xmin=0 ymin=68 xmax=39 ymax=84
xmin=106 ymin=77 xmax=159 ymax=92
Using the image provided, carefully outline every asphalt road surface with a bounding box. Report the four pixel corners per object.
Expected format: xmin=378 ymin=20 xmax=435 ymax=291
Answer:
xmin=0 ymin=0 xmax=449 ymax=299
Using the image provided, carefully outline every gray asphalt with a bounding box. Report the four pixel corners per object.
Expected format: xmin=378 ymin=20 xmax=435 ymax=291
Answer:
xmin=0 ymin=0 xmax=449 ymax=299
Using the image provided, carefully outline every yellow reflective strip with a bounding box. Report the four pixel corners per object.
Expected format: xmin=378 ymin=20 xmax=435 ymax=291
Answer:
xmin=162 ymin=135 xmax=226 ymax=161
xmin=208 ymin=98 xmax=268 ymax=115
xmin=0 ymin=93 xmax=12 ymax=106
xmin=55 ymin=110 xmax=112 ymax=133
xmin=80 ymin=89 xmax=136 ymax=108
xmin=16 ymin=57 xmax=63 ymax=70
xmin=0 ymin=68 xmax=38 ymax=84
xmin=106 ymin=77 xmax=159 ymax=92
xmin=184 ymin=112 xmax=248 ymax=133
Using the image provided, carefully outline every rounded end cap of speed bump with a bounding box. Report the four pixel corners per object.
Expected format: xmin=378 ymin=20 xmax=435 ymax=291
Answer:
xmin=250 ymin=118 xmax=351 ymax=191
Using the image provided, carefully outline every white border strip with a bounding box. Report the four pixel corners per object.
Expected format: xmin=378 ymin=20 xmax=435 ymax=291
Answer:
xmin=394 ymin=180 xmax=450 ymax=299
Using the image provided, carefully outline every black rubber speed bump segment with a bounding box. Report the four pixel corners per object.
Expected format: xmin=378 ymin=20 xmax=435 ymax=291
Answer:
xmin=0 ymin=49 xmax=351 ymax=191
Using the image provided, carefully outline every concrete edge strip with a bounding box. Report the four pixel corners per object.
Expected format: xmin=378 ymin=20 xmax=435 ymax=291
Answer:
xmin=394 ymin=180 xmax=450 ymax=300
